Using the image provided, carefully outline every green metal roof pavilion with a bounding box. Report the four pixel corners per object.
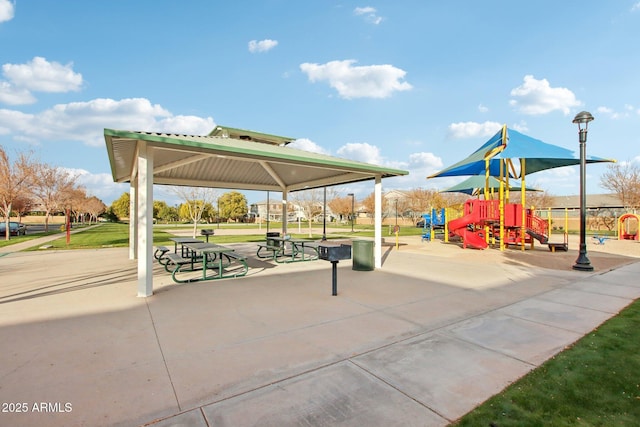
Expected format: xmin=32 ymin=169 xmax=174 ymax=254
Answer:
xmin=104 ymin=127 xmax=408 ymax=296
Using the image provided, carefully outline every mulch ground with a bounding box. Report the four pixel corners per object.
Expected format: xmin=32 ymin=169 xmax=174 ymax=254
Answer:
xmin=502 ymin=246 xmax=637 ymax=272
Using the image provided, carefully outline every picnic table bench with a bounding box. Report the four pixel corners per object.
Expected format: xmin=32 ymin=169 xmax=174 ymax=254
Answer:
xmin=163 ymin=242 xmax=248 ymax=283
xmin=154 ymin=246 xmax=171 ymax=264
xmin=256 ymin=243 xmax=285 ymax=260
xmin=256 ymin=236 xmax=319 ymax=263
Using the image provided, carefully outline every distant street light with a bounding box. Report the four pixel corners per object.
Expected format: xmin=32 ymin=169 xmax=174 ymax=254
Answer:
xmin=347 ymin=193 xmax=355 ymax=232
xmin=572 ymin=111 xmax=594 ymax=272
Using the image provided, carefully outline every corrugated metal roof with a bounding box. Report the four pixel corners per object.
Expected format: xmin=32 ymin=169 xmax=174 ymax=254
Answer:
xmin=209 ymin=125 xmax=295 ymax=146
xmin=104 ymin=128 xmax=408 ymax=192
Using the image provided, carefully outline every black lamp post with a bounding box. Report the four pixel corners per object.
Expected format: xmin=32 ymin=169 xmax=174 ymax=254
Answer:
xmin=347 ymin=193 xmax=355 ymax=232
xmin=572 ymin=111 xmax=594 ymax=272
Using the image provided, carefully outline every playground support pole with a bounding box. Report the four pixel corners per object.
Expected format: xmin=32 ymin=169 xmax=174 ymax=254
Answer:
xmin=444 ymin=208 xmax=449 ymax=243
xmin=499 ymin=159 xmax=505 ymax=251
xmin=521 ymin=159 xmax=526 ymax=251
xmin=429 ymin=207 xmax=434 ymax=244
xmin=572 ymin=111 xmax=594 ymax=272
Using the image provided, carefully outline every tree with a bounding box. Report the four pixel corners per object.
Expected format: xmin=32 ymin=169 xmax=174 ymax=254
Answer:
xmin=290 ymin=189 xmax=324 ymax=237
xmin=10 ymin=195 xmax=35 ymax=222
xmin=29 ymin=162 xmax=78 ymax=231
xmin=509 ymin=189 xmax=554 ymax=209
xmin=171 ymin=186 xmax=219 ymax=237
xmin=441 ymin=192 xmax=470 ymax=209
xmin=154 ymin=200 xmax=179 ymax=223
xmin=110 ymin=192 xmax=130 ymax=219
xmin=218 ymin=191 xmax=248 ymax=222
xmin=0 ymin=146 xmax=36 ymax=240
xmin=600 ymin=162 xmax=640 ymax=211
xmin=85 ymin=196 xmax=107 ymax=224
xmin=328 ymin=195 xmax=354 ymax=222
xmin=404 ymin=188 xmax=446 ymax=224
xmin=66 ymin=187 xmax=89 ymax=223
xmin=362 ymin=192 xmax=390 ymax=220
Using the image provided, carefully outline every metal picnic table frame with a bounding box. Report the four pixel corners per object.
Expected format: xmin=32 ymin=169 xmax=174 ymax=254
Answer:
xmin=164 ymin=241 xmax=248 ymax=283
xmin=169 ymin=237 xmax=205 ymax=257
xmin=257 ymin=236 xmax=319 ymax=263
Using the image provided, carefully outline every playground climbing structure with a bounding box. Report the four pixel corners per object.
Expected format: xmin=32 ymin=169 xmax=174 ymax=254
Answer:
xmin=447 ymin=199 xmax=548 ymax=250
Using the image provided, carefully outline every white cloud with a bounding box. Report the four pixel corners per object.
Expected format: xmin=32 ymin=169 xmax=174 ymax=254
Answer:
xmin=596 ymin=105 xmax=633 ymax=120
xmin=478 ymin=104 xmax=488 ymax=113
xmin=632 ymin=2 xmax=640 ymax=11
xmin=354 ymin=6 xmax=383 ymax=24
xmin=509 ymin=75 xmax=581 ymax=115
xmin=248 ymin=39 xmax=278 ymax=53
xmin=447 ymin=121 xmax=502 ymax=139
xmin=0 ymin=81 xmax=36 ymax=105
xmin=0 ymin=97 xmax=215 ymax=147
xmin=511 ymin=121 xmax=529 ymax=133
xmin=407 ymin=152 xmax=443 ymax=178
xmin=3 ymin=56 xmax=83 ymax=92
xmin=0 ymin=57 xmax=83 ymax=105
xmin=337 ymin=142 xmax=383 ymax=164
xmin=66 ymin=168 xmax=128 ymax=204
xmin=300 ymin=59 xmax=412 ymax=99
xmin=0 ymin=0 xmax=14 ymax=23
xmin=287 ymin=138 xmax=330 ymax=155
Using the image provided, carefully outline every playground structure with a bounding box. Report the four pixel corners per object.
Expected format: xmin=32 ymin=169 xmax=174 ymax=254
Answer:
xmin=618 ymin=213 xmax=639 ymax=241
xmin=428 ymin=125 xmax=614 ymax=252
xmin=447 ymin=199 xmax=549 ymax=250
xmin=420 ymin=208 xmax=446 ymax=242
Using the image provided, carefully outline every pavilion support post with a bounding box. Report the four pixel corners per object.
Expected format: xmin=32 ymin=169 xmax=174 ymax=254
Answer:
xmin=374 ymin=175 xmax=382 ymax=268
xmin=136 ymin=141 xmax=154 ymax=297
xmin=129 ymin=179 xmax=137 ymax=260
xmin=282 ymin=190 xmax=288 ymax=236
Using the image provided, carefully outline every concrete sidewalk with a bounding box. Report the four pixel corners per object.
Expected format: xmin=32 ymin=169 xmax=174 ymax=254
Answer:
xmin=0 ymin=241 xmax=638 ymax=427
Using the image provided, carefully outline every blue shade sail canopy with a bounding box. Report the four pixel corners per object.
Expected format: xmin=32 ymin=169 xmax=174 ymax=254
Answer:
xmin=440 ymin=174 xmax=540 ymax=195
xmin=428 ymin=128 xmax=508 ymax=178
xmin=428 ymin=126 xmax=614 ymax=179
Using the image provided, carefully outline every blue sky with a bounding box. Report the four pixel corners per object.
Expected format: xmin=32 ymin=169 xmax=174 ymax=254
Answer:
xmin=1 ymin=1 xmax=639 ymax=205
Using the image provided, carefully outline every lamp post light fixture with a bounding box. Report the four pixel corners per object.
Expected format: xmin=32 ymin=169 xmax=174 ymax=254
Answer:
xmin=347 ymin=193 xmax=355 ymax=233
xmin=572 ymin=111 xmax=594 ymax=272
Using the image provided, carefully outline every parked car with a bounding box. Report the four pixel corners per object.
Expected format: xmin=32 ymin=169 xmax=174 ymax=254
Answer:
xmin=0 ymin=221 xmax=27 ymax=236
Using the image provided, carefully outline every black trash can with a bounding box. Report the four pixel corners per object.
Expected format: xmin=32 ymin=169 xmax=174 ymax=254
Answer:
xmin=352 ymin=239 xmax=374 ymax=271
xmin=266 ymin=231 xmax=280 ymax=247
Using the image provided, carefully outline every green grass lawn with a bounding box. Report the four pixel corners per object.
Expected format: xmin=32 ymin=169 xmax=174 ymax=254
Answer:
xmin=19 ymin=222 xmax=363 ymax=250
xmin=452 ymin=298 xmax=640 ymax=426
xmin=19 ymin=223 xmax=177 ymax=250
